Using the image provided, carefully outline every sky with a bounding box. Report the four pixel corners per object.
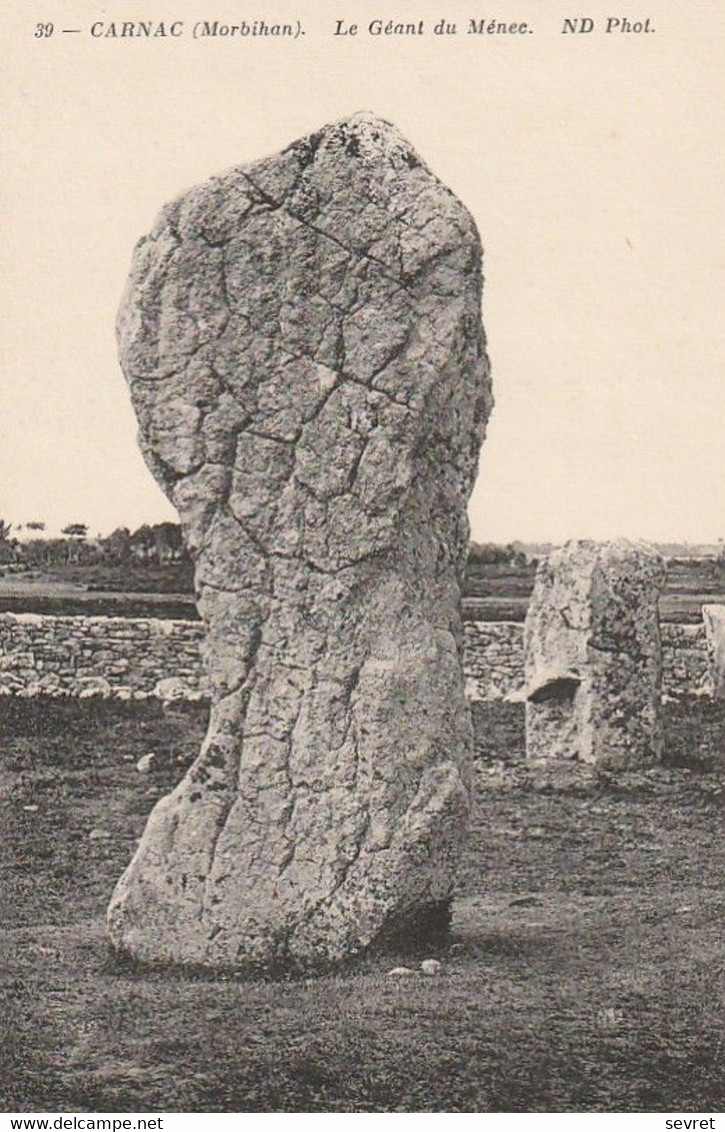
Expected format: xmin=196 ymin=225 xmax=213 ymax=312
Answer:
xmin=2 ymin=0 xmax=723 ymax=543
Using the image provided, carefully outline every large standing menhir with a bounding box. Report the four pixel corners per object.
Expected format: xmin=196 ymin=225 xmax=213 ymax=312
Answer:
xmin=108 ymin=114 xmax=492 ymax=968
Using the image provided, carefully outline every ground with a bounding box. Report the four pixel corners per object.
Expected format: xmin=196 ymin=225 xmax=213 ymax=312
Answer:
xmin=2 ymin=697 xmax=725 ymax=1112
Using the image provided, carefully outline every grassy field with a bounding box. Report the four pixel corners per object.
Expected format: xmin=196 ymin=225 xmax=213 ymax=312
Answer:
xmin=2 ymin=697 xmax=725 ymax=1112
xmin=462 ymin=558 xmax=725 ymax=624
xmin=0 ymin=562 xmax=194 ymax=596
xmin=2 ymin=557 xmax=723 ymax=622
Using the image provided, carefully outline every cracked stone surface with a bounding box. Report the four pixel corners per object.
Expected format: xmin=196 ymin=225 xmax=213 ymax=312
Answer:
xmin=524 ymin=540 xmax=666 ymax=768
xmin=107 ymin=113 xmax=492 ymax=969
xmin=703 ymin=605 xmax=725 ymax=699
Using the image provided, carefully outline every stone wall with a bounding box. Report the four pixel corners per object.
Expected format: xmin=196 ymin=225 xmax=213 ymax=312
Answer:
xmin=0 ymin=613 xmax=207 ymax=701
xmin=660 ymin=623 xmax=709 ymax=699
xmin=463 ymin=621 xmax=524 ymax=701
xmin=0 ymin=611 xmax=709 ymax=702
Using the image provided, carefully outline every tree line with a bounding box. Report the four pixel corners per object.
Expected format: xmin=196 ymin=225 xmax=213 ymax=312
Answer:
xmin=0 ymin=524 xmax=534 ymax=570
xmin=0 ymin=520 xmax=189 ymax=567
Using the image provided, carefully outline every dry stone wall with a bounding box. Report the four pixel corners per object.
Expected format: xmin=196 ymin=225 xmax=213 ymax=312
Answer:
xmin=662 ymin=623 xmax=710 ymax=699
xmin=0 ymin=612 xmax=207 ymax=700
xmin=463 ymin=621 xmax=524 ymax=701
xmin=0 ymin=611 xmax=708 ymax=702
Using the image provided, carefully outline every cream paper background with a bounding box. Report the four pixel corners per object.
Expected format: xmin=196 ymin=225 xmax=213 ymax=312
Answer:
xmin=2 ymin=0 xmax=723 ymax=544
